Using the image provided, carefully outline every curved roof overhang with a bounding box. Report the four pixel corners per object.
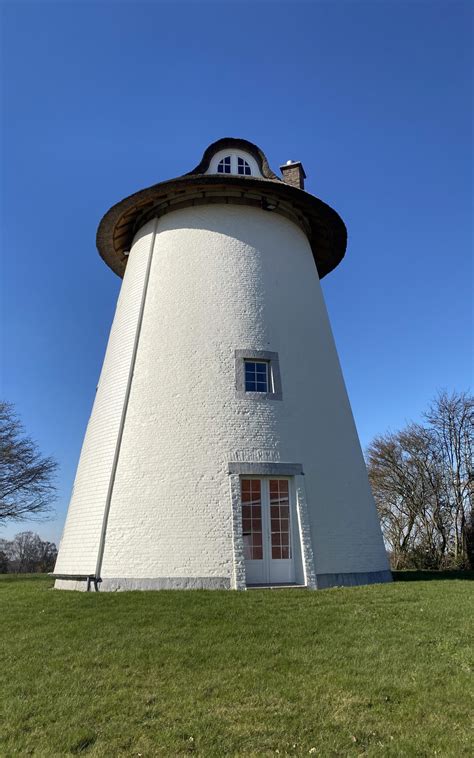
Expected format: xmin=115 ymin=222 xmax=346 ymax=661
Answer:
xmin=96 ymin=139 xmax=347 ymax=279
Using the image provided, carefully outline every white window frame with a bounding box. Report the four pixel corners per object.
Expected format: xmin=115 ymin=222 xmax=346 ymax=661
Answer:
xmin=235 ymin=349 xmax=283 ymax=401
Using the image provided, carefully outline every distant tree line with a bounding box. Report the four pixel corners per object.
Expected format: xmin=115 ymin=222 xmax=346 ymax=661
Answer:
xmin=367 ymin=390 xmax=473 ymax=570
xmin=0 ymin=531 xmax=58 ymax=573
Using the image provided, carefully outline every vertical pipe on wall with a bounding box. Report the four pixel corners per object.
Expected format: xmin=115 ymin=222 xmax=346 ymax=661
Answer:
xmin=94 ymin=217 xmax=159 ymax=585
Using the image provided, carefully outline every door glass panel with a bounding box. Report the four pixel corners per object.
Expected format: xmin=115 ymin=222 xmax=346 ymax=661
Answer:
xmin=241 ymin=479 xmax=263 ymax=560
xmin=269 ymin=479 xmax=291 ymax=559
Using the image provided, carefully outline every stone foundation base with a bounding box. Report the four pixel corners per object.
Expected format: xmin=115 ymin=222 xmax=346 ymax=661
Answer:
xmin=54 ymin=570 xmax=392 ymax=592
xmin=315 ymin=570 xmax=392 ymax=589
xmin=54 ymin=576 xmax=231 ymax=591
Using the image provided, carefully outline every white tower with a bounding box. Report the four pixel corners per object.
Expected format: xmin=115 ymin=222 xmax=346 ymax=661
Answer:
xmin=54 ymin=138 xmax=390 ymax=591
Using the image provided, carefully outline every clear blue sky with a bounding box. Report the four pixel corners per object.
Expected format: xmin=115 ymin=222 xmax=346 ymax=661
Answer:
xmin=1 ymin=1 xmax=472 ymax=544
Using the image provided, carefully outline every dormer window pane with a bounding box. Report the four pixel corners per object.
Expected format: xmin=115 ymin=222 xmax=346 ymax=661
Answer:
xmin=217 ymin=156 xmax=231 ymax=174
xmin=238 ymin=157 xmax=251 ymax=175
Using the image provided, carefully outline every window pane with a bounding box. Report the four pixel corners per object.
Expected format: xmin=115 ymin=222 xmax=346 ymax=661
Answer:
xmin=243 ymin=534 xmax=253 ymax=560
xmin=269 ymin=479 xmax=292 ymax=559
xmin=241 ymin=479 xmax=263 ymax=560
xmin=244 ymin=361 xmax=269 ymax=392
xmin=237 ymin=158 xmax=251 ymax=175
xmin=218 ymin=157 xmax=231 ymax=174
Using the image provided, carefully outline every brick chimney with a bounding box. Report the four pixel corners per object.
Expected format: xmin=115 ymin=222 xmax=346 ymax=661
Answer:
xmin=280 ymin=160 xmax=306 ymax=190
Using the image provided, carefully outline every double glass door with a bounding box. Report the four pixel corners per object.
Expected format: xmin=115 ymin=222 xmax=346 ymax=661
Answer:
xmin=241 ymin=477 xmax=295 ymax=585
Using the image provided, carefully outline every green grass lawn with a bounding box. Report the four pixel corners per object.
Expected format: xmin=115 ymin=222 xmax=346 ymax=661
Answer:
xmin=1 ymin=574 xmax=472 ymax=757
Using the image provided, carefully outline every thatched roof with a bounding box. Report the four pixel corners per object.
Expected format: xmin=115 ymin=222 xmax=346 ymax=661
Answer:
xmin=96 ymin=138 xmax=347 ymax=279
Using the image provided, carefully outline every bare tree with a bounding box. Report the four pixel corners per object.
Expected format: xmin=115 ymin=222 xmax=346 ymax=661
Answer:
xmin=36 ymin=539 xmax=58 ymax=572
xmin=367 ymin=390 xmax=473 ymax=570
xmin=0 ymin=401 xmax=57 ymax=523
xmin=0 ymin=531 xmax=58 ymax=573
xmin=0 ymin=546 xmax=8 ymax=573
xmin=7 ymin=531 xmax=41 ymax=572
xmin=424 ymin=390 xmax=474 ymax=564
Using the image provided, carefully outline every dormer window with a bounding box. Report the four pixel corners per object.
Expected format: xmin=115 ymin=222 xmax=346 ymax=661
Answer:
xmin=208 ymin=150 xmax=260 ymax=178
xmin=237 ymin=157 xmax=251 ymax=176
xmin=217 ymin=156 xmax=231 ymax=174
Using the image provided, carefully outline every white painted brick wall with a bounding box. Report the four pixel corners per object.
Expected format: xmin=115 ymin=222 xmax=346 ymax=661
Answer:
xmin=54 ymin=233 xmax=151 ymax=574
xmin=56 ymin=204 xmax=389 ymax=582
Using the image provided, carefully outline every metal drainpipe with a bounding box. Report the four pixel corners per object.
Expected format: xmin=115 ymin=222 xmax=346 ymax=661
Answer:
xmin=93 ymin=216 xmax=159 ymax=589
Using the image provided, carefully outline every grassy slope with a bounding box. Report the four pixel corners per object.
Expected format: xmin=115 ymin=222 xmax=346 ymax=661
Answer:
xmin=0 ymin=574 xmax=472 ymax=757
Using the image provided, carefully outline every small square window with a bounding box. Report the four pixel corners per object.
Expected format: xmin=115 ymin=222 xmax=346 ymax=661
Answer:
xmin=235 ymin=350 xmax=282 ymax=400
